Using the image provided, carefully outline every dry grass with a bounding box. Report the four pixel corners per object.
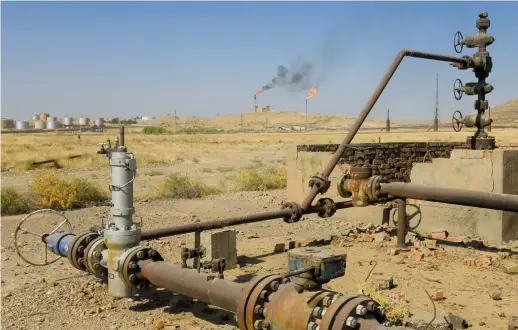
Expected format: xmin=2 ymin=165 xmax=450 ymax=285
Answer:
xmin=233 ymin=165 xmax=287 ymax=191
xmin=154 ymin=173 xmax=221 ymax=199
xmin=1 ymin=187 xmax=31 ymax=215
xmin=2 ymin=127 xmax=518 ymax=173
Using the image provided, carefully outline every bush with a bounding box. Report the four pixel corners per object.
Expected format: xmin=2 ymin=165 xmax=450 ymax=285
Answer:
xmin=176 ymin=127 xmax=221 ymax=134
xmin=142 ymin=126 xmax=168 ymax=134
xmin=234 ymin=165 xmax=287 ymax=191
xmin=31 ymin=172 xmax=108 ymax=209
xmin=1 ymin=187 xmax=31 ymax=215
xmin=156 ymin=173 xmax=221 ymax=199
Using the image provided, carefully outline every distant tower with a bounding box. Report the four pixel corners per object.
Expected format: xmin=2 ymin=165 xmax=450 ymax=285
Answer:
xmin=386 ymin=109 xmax=390 ymax=132
xmin=434 ymin=73 xmax=439 ymax=132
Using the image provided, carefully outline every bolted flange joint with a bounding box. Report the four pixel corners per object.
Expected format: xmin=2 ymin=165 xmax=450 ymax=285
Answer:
xmin=315 ymin=198 xmax=336 ymax=218
xmin=281 ymin=202 xmax=303 ymax=224
xmin=308 ymin=174 xmax=331 ymax=195
xmin=120 ymin=246 xmax=164 ymax=289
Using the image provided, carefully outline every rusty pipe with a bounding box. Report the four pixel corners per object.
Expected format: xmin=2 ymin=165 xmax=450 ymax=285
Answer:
xmin=396 ymin=199 xmax=407 ymax=249
xmin=380 ymin=182 xmax=518 ymax=212
xmin=300 ymin=49 xmax=469 ymax=211
xmin=141 ymin=200 xmax=356 ymax=241
xmin=140 ymin=261 xmax=244 ymax=312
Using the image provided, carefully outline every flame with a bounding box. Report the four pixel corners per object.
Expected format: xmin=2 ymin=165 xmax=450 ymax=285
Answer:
xmin=255 ymin=89 xmax=264 ymax=95
xmin=306 ymin=87 xmax=316 ymax=99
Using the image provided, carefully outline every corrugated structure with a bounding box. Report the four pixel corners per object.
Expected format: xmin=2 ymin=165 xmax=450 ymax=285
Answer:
xmin=1 ymin=119 xmax=15 ymax=129
xmin=63 ymin=117 xmax=74 ymax=126
xmin=46 ymin=121 xmax=61 ymax=129
xmin=79 ymin=117 xmax=90 ymax=126
xmin=15 ymin=120 xmax=29 ymax=130
xmin=40 ymin=113 xmax=49 ymax=121
xmin=94 ymin=118 xmax=105 ymax=128
xmin=34 ymin=120 xmax=45 ymax=129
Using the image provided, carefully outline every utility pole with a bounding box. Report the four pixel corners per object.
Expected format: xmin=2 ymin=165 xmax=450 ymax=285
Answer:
xmin=386 ymin=109 xmax=391 ymax=132
xmin=241 ymin=114 xmax=244 ymax=132
xmin=434 ymin=73 xmax=439 ymax=132
xmin=305 ymin=99 xmax=308 ymax=131
xmin=174 ymin=109 xmax=178 ymax=128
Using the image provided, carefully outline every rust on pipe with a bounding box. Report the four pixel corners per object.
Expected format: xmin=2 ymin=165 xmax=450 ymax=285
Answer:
xmin=380 ymin=182 xmax=518 ymax=212
xmin=396 ymin=199 xmax=407 ymax=249
xmin=140 ymin=261 xmax=244 ymax=312
xmin=299 ymin=50 xmax=469 ymax=211
xmin=141 ymin=200 xmax=355 ymax=241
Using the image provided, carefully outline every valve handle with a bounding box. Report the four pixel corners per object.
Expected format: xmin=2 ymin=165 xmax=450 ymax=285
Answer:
xmin=452 ymin=110 xmax=464 ymax=132
xmin=14 ymin=209 xmax=73 ymax=266
xmin=454 ymin=31 xmax=464 ymax=54
xmin=453 ymin=79 xmax=464 ymax=101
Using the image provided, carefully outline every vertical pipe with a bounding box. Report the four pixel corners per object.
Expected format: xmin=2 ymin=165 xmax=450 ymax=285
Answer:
xmin=396 ymin=199 xmax=407 ymax=249
xmin=120 ymin=126 xmax=125 ymax=147
xmin=305 ymin=99 xmax=308 ymax=131
xmin=193 ymin=231 xmax=201 ymax=269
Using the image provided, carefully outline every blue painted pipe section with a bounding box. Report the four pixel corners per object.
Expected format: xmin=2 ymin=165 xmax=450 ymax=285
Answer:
xmin=44 ymin=232 xmax=76 ymax=257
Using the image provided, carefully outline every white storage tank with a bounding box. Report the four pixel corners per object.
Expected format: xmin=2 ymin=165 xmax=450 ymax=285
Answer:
xmin=94 ymin=118 xmax=105 ymax=128
xmin=32 ymin=114 xmax=40 ymax=120
xmin=34 ymin=120 xmax=45 ymax=129
xmin=16 ymin=120 xmax=29 ymax=130
xmin=63 ymin=117 xmax=74 ymax=126
xmin=79 ymin=117 xmax=90 ymax=126
xmin=46 ymin=121 xmax=61 ymax=129
xmin=47 ymin=116 xmax=57 ymax=122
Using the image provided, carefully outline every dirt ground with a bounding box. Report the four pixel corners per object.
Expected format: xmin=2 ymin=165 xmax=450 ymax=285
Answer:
xmin=2 ymin=128 xmax=518 ymax=330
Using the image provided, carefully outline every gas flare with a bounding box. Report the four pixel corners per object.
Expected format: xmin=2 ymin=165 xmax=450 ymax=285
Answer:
xmin=306 ymin=87 xmax=316 ymax=99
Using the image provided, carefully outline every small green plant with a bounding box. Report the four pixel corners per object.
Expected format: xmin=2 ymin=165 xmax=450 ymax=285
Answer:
xmin=145 ymin=170 xmax=164 ymax=176
xmin=142 ymin=126 xmax=168 ymax=134
xmin=1 ymin=187 xmax=31 ymax=215
xmin=72 ymin=178 xmax=109 ymax=207
xmin=216 ymin=166 xmax=234 ymax=173
xmin=156 ymin=173 xmax=221 ymax=199
xmin=234 ymin=165 xmax=287 ymax=191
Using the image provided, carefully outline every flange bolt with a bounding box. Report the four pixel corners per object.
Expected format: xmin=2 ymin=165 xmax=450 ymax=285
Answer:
xmin=345 ymin=317 xmax=357 ymax=328
xmin=129 ymin=262 xmax=138 ymax=269
xmin=136 ymin=251 xmax=146 ymax=259
xmin=356 ymin=304 xmax=367 ymax=316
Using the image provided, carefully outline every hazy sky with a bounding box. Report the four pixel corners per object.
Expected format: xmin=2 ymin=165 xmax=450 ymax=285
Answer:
xmin=2 ymin=1 xmax=517 ymax=121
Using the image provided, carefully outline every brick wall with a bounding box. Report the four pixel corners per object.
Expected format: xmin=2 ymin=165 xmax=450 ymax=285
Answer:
xmin=296 ymin=142 xmax=467 ymax=183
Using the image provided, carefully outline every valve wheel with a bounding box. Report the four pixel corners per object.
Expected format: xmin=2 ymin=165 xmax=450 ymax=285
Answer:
xmin=452 ymin=110 xmax=464 ymax=132
xmin=453 ymin=78 xmax=463 ymax=101
xmin=391 ymin=204 xmax=422 ymax=231
xmin=14 ymin=209 xmax=73 ymax=266
xmin=454 ymin=31 xmax=464 ymax=54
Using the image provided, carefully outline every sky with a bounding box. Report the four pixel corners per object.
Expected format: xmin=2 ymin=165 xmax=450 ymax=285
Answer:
xmin=2 ymin=1 xmax=518 ymax=121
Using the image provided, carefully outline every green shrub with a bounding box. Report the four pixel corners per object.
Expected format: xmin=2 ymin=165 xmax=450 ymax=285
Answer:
xmin=72 ymin=178 xmax=109 ymax=207
xmin=1 ymin=187 xmax=31 ymax=215
xmin=156 ymin=173 xmax=221 ymax=199
xmin=234 ymin=166 xmax=287 ymax=191
xmin=142 ymin=126 xmax=168 ymax=134
xmin=176 ymin=127 xmax=221 ymax=134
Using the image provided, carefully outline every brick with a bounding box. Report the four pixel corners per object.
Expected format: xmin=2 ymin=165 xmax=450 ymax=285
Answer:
xmin=362 ymin=234 xmax=374 ymax=242
xmin=274 ymin=243 xmax=286 ymax=253
xmin=431 ymin=230 xmax=448 ymax=240
xmin=429 ymin=289 xmax=444 ymax=300
xmin=424 ymin=240 xmax=437 ymax=249
xmin=375 ymin=276 xmax=393 ymax=290
xmin=411 ymin=248 xmax=424 ymax=261
xmin=463 ymin=257 xmax=476 ymax=266
xmin=475 ymin=255 xmax=492 ymax=267
xmin=498 ymin=252 xmax=511 ymax=259
xmin=502 ymin=262 xmax=518 ymax=274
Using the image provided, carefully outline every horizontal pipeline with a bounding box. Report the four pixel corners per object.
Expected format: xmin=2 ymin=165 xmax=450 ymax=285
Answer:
xmin=140 ymin=200 xmax=358 ymax=240
xmin=380 ymin=182 xmax=518 ymax=212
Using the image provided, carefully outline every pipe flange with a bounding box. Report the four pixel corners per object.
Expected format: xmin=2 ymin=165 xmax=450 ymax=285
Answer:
xmin=281 ymin=202 xmax=303 ymax=224
xmin=365 ymin=175 xmax=383 ymax=201
xmin=83 ymin=237 xmax=107 ymax=280
xmin=350 ymin=165 xmax=372 ymax=179
xmin=316 ymin=198 xmax=336 ymax=218
xmin=120 ymin=246 xmax=163 ymax=289
xmin=309 ymin=174 xmax=331 ymax=194
xmin=329 ymin=296 xmax=376 ymax=330
xmin=237 ymin=274 xmax=282 ymax=330
xmin=337 ymin=174 xmax=352 ymax=198
xmin=67 ymin=232 xmax=100 ymax=272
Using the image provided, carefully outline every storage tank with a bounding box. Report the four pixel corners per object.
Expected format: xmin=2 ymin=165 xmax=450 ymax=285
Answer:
xmin=79 ymin=117 xmax=90 ymax=126
xmin=1 ymin=118 xmax=15 ymax=129
xmin=32 ymin=114 xmax=40 ymax=120
xmin=46 ymin=121 xmax=60 ymax=129
xmin=94 ymin=118 xmax=105 ymax=128
xmin=15 ymin=120 xmax=29 ymax=130
xmin=40 ymin=113 xmax=49 ymax=121
xmin=63 ymin=117 xmax=74 ymax=126
xmin=47 ymin=116 xmax=57 ymax=122
xmin=34 ymin=120 xmax=45 ymax=129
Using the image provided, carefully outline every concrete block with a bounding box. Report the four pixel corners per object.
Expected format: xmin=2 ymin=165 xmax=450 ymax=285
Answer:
xmin=187 ymin=229 xmax=237 ymax=270
xmin=409 ymin=149 xmax=518 ymax=243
